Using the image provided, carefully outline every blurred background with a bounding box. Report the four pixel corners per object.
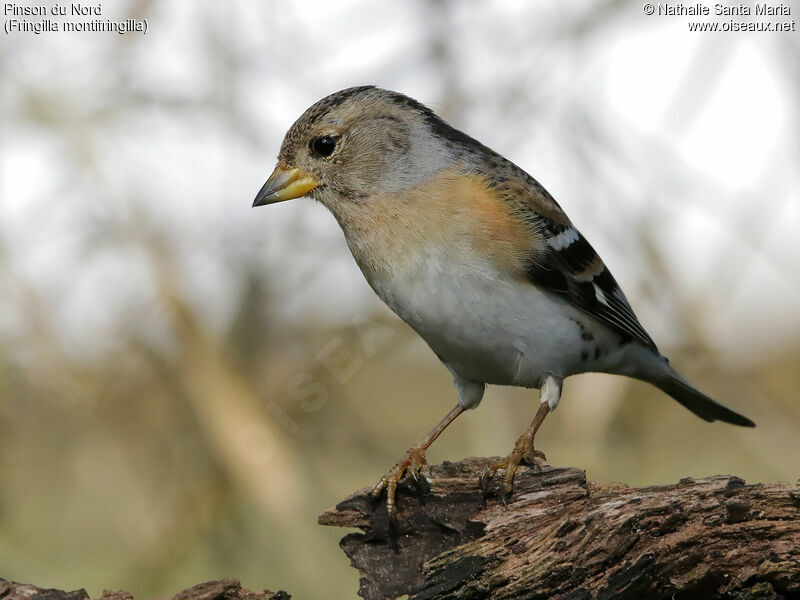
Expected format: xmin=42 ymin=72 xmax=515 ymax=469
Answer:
xmin=1 ymin=0 xmax=799 ymax=597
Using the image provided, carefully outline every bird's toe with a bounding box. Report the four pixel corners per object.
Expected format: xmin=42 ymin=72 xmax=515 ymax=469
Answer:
xmin=372 ymin=445 xmax=430 ymax=520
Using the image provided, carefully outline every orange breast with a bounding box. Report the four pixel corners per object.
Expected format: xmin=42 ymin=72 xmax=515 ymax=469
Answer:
xmin=335 ymin=169 xmax=541 ymax=278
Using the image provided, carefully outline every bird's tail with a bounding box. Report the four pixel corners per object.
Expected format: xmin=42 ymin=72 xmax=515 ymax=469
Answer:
xmin=652 ymin=369 xmax=755 ymax=428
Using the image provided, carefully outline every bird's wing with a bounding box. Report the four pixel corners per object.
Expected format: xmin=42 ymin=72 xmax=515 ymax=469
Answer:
xmin=524 ymin=213 xmax=658 ymax=351
xmin=470 ymin=160 xmax=657 ymax=350
xmin=492 ymin=170 xmax=658 ymax=350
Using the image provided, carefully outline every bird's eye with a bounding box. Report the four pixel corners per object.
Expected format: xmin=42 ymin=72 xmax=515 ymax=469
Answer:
xmin=310 ymin=135 xmax=337 ymax=157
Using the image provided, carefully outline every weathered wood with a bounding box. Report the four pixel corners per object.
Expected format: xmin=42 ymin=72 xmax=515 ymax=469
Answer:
xmin=0 ymin=578 xmax=290 ymax=600
xmin=319 ymin=457 xmax=800 ymax=600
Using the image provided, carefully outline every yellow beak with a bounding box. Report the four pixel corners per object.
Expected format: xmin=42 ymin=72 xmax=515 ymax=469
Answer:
xmin=253 ymin=162 xmax=321 ymax=207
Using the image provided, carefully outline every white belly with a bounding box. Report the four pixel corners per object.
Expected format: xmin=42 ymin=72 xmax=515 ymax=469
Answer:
xmin=366 ymin=251 xmax=625 ymax=387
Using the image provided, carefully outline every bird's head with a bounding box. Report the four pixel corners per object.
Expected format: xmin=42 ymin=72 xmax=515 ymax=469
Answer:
xmin=253 ymin=86 xmax=473 ymax=210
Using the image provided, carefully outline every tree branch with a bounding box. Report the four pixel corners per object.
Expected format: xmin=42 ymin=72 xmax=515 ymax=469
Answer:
xmin=319 ymin=457 xmax=800 ymax=600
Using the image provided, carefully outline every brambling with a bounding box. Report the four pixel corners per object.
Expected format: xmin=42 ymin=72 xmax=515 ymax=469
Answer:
xmin=253 ymin=86 xmax=754 ymax=518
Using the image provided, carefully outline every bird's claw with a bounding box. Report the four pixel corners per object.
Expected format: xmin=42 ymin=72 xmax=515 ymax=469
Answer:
xmin=522 ymin=449 xmax=547 ymax=466
xmin=480 ymin=433 xmax=547 ymax=501
xmin=371 ymin=445 xmax=429 ymax=521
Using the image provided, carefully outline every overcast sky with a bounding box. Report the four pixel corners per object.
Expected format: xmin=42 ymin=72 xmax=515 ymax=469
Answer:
xmin=2 ymin=0 xmax=798 ymax=362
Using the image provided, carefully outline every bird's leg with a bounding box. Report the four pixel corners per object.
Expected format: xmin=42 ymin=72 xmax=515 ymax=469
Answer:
xmin=372 ymin=403 xmax=465 ymax=519
xmin=481 ymin=375 xmax=562 ymax=502
xmin=480 ymin=402 xmax=549 ymax=501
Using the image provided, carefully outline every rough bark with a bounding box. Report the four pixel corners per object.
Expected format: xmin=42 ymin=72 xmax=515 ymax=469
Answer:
xmin=319 ymin=457 xmax=800 ymax=600
xmin=0 ymin=578 xmax=289 ymax=600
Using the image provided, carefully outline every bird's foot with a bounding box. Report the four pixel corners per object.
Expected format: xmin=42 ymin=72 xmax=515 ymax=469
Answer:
xmin=480 ymin=432 xmax=547 ymax=503
xmin=371 ymin=445 xmax=429 ymax=521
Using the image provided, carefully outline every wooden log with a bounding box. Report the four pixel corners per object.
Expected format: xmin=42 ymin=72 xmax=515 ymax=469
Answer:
xmin=0 ymin=578 xmax=290 ymax=600
xmin=319 ymin=457 xmax=800 ymax=600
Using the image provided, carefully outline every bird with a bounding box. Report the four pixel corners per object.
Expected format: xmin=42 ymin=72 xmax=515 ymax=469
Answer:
xmin=252 ymin=86 xmax=754 ymax=518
